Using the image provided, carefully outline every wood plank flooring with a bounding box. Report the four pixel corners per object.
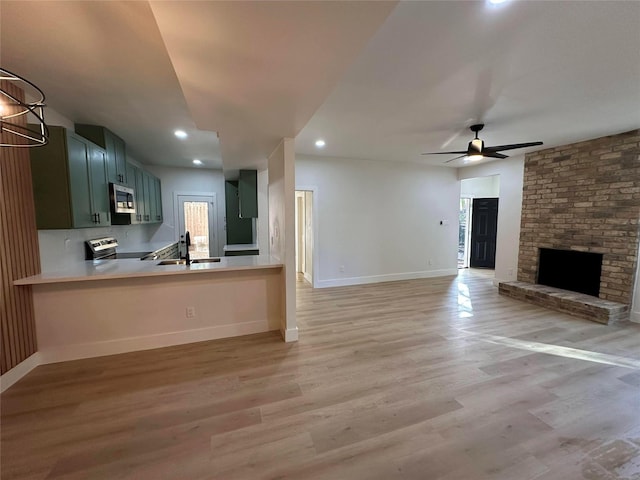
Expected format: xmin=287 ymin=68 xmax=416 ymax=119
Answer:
xmin=2 ymin=269 xmax=639 ymax=479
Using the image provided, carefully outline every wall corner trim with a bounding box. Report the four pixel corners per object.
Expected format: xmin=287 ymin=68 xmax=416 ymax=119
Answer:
xmin=281 ymin=327 xmax=299 ymax=342
xmin=0 ymin=352 xmax=41 ymax=394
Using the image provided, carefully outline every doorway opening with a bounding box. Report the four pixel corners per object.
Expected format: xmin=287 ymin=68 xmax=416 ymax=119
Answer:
xmin=176 ymin=194 xmax=217 ymax=259
xmin=459 ymin=176 xmax=500 ymax=272
xmin=295 ymin=190 xmax=314 ymax=286
xmin=458 ymin=197 xmax=472 ymax=269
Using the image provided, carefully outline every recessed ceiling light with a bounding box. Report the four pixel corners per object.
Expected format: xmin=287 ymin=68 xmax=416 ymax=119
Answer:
xmin=487 ymin=0 xmax=509 ymax=4
xmin=174 ymin=130 xmax=188 ymax=139
xmin=192 ymin=159 xmax=203 ymax=166
xmin=315 ymin=139 xmax=326 ymax=148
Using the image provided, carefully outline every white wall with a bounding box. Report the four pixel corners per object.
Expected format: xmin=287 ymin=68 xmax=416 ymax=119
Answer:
xmin=268 ymin=139 xmax=297 ymax=341
xmin=296 ymin=154 xmax=460 ymax=288
xmin=145 ymin=165 xmax=225 ymax=257
xmin=458 ymin=157 xmax=524 ymax=284
xmin=460 ymin=175 xmax=500 ymax=198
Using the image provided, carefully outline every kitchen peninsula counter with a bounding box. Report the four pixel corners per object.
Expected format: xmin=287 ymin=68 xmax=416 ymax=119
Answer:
xmin=15 ymin=256 xmax=285 ymax=363
xmin=15 ymin=255 xmax=282 ymax=285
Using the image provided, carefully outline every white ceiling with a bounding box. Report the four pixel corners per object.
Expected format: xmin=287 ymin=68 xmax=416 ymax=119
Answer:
xmin=297 ymin=0 xmax=640 ymax=166
xmin=2 ymin=1 xmax=639 ymax=171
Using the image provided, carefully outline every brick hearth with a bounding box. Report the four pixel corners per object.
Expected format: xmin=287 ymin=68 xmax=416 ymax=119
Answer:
xmin=499 ymin=281 xmax=629 ymax=325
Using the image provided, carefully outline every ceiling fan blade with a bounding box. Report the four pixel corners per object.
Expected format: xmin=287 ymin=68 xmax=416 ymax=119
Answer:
xmin=482 ymin=152 xmax=508 ymax=159
xmin=421 ymin=150 xmax=467 ymax=155
xmin=484 ymin=141 xmax=543 ymax=153
xmin=444 ymin=154 xmax=468 ymax=164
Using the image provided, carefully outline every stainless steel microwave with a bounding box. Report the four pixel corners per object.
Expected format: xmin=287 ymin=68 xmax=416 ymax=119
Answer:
xmin=110 ymin=183 xmax=136 ymax=214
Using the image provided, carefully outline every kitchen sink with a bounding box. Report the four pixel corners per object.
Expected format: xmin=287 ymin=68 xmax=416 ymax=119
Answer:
xmin=157 ymin=258 xmax=221 ymax=266
xmin=190 ymin=258 xmax=221 ymax=264
xmin=157 ymin=259 xmax=187 ymax=265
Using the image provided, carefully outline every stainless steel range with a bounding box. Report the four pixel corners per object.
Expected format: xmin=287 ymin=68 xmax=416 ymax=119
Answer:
xmin=85 ymin=237 xmax=143 ymax=260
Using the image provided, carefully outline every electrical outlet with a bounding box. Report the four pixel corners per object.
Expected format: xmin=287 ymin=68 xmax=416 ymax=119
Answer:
xmin=186 ymin=307 xmax=196 ymax=319
xmin=428 ymin=259 xmax=433 ymax=266
xmin=339 ymin=265 xmax=345 ymax=273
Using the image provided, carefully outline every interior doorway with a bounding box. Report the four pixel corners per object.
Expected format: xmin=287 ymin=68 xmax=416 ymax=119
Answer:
xmin=459 ymin=176 xmax=500 ymax=271
xmin=176 ymin=194 xmax=217 ymax=259
xmin=469 ymin=197 xmax=499 ymax=268
xmin=295 ymin=190 xmax=314 ymax=286
xmin=458 ymin=197 xmax=472 ymax=269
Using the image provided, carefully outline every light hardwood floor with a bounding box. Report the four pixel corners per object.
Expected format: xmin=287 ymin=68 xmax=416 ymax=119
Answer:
xmin=2 ymin=269 xmax=639 ymax=479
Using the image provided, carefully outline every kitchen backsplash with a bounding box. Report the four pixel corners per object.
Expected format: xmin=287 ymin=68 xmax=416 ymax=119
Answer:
xmin=38 ymin=224 xmax=156 ymax=272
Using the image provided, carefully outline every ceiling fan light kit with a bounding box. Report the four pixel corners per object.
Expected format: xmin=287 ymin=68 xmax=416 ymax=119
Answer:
xmin=422 ymin=123 xmax=543 ymax=163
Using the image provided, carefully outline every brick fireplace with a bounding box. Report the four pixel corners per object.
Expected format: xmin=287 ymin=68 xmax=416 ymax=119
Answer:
xmin=500 ymin=129 xmax=640 ymax=323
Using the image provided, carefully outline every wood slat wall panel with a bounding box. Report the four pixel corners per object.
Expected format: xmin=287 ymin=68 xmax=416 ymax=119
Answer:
xmin=0 ymin=80 xmax=41 ymax=374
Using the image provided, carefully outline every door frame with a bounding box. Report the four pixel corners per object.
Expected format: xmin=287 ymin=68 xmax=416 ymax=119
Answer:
xmin=459 ymin=196 xmax=473 ymax=269
xmin=294 ymin=185 xmax=318 ymax=288
xmin=174 ymin=191 xmax=219 ymax=257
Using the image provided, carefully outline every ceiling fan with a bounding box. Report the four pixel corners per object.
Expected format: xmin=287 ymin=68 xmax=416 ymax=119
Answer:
xmin=422 ymin=124 xmax=543 ymax=163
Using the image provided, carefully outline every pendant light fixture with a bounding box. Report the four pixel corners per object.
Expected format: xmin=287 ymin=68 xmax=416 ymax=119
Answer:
xmin=0 ymin=68 xmax=49 ymax=147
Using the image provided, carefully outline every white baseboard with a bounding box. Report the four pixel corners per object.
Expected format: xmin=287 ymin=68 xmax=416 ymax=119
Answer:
xmin=0 ymin=353 xmax=41 ymax=393
xmin=281 ymin=327 xmax=299 ymax=342
xmin=631 ymin=310 xmax=640 ymax=323
xmin=38 ymin=321 xmax=274 ymax=365
xmin=303 ymin=272 xmax=312 ymax=285
xmin=315 ymin=269 xmax=458 ymax=288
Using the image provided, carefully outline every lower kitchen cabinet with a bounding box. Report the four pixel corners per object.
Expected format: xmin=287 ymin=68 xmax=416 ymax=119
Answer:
xmin=30 ymin=125 xmax=110 ymax=229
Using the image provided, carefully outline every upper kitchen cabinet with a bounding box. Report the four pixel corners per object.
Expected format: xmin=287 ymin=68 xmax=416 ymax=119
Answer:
xmin=225 ymin=180 xmax=253 ymax=244
xmin=30 ymin=126 xmax=110 ymax=229
xmin=238 ymin=169 xmax=258 ymax=218
xmin=145 ymin=172 xmax=156 ymax=223
xmin=75 ymin=124 xmax=127 ymax=185
xmin=153 ymin=175 xmax=163 ymax=223
xmin=140 ymin=170 xmax=163 ymax=224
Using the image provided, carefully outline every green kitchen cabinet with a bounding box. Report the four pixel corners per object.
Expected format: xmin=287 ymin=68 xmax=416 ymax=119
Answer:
xmin=125 ymin=162 xmax=137 ymax=189
xmin=125 ymin=162 xmax=142 ymax=224
xmin=139 ymin=171 xmax=162 ymax=224
xmin=225 ymin=181 xmax=253 ymax=244
xmin=153 ymin=176 xmax=163 ymax=223
xmin=139 ymin=171 xmax=151 ymax=223
xmin=134 ymin=166 xmax=147 ymax=223
xmin=238 ymin=169 xmax=258 ymax=218
xmin=30 ymin=125 xmax=110 ymax=229
xmin=75 ymin=124 xmax=127 ymax=184
xmin=146 ymin=172 xmax=157 ymax=223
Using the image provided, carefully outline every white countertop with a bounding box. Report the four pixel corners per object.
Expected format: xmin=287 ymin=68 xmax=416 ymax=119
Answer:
xmin=117 ymin=241 xmax=178 ymax=255
xmin=223 ymin=243 xmax=259 ymax=252
xmin=14 ymin=255 xmax=282 ymax=286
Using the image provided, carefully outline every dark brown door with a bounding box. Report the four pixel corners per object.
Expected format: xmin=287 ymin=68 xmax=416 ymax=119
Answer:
xmin=470 ymin=198 xmax=498 ymax=268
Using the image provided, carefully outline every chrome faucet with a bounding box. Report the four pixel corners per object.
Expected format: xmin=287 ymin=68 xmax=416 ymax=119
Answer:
xmin=180 ymin=231 xmax=191 ymax=265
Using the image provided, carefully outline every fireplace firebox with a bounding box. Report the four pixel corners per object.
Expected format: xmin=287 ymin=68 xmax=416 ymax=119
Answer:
xmin=537 ymin=248 xmax=603 ymax=297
